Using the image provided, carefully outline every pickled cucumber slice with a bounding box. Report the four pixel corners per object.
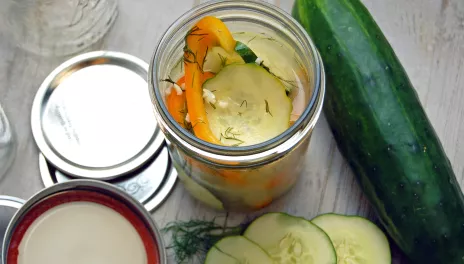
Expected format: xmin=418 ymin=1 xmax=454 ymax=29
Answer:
xmin=311 ymin=214 xmax=391 ymax=264
xmin=203 ymin=64 xmax=292 ymax=146
xmin=244 ymin=213 xmax=336 ymax=264
xmin=205 ymin=236 xmax=274 ymax=264
xmin=203 ymin=46 xmax=245 ymax=74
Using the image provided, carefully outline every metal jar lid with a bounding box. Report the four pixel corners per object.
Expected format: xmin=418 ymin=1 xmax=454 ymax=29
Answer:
xmin=31 ymin=51 xmax=164 ymax=180
xmin=38 ymin=144 xmax=177 ymax=212
xmin=0 ymin=196 xmax=24 ymax=260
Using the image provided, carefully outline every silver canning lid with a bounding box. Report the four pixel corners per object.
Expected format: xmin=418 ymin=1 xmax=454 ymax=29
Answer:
xmin=31 ymin=51 xmax=164 ymax=180
xmin=0 ymin=196 xmax=24 ymax=260
xmin=38 ymin=145 xmax=177 ymax=212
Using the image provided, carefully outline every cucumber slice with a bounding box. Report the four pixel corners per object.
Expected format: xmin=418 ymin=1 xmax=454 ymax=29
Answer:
xmin=203 ymin=46 xmax=245 ymax=74
xmin=203 ymin=42 xmax=259 ymax=74
xmin=203 ymin=64 xmax=292 ymax=146
xmin=312 ymin=214 xmax=391 ymax=264
xmin=205 ymin=236 xmax=273 ymax=264
xmin=204 ymin=247 xmax=238 ymax=264
xmin=244 ymin=213 xmax=337 ymax=263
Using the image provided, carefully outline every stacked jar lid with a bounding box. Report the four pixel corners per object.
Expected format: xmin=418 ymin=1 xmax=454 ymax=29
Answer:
xmin=30 ymin=51 xmax=177 ymax=212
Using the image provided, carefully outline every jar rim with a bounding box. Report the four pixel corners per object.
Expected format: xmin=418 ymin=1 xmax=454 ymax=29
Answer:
xmin=148 ymin=0 xmax=325 ymax=163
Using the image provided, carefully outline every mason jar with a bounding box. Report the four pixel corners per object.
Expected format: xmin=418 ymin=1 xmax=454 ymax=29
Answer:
xmin=149 ymin=0 xmax=325 ymax=212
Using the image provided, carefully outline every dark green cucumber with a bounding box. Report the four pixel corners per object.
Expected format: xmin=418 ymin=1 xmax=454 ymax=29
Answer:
xmin=292 ymin=0 xmax=464 ymax=263
xmin=235 ymin=41 xmax=258 ymax=63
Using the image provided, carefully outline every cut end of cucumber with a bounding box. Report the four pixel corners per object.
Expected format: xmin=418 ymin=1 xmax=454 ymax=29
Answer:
xmin=312 ymin=214 xmax=391 ymax=264
xmin=205 ymin=236 xmax=273 ymax=264
xmin=244 ymin=212 xmax=337 ymax=264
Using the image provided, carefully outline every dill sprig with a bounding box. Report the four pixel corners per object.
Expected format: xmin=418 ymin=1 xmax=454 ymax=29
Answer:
xmin=265 ymin=100 xmax=273 ymax=117
xmin=220 ymin=127 xmax=244 ymax=145
xmin=240 ymin=100 xmax=248 ymax=108
xmin=247 ymin=35 xmax=257 ymax=44
xmin=218 ymin=53 xmax=227 ymax=68
xmin=162 ymin=218 xmax=245 ymax=263
xmin=160 ymin=76 xmax=176 ymax=85
xmin=192 ymin=119 xmax=206 ymax=129
xmin=258 ymin=59 xmax=298 ymax=92
xmin=183 ymin=45 xmax=207 ymax=74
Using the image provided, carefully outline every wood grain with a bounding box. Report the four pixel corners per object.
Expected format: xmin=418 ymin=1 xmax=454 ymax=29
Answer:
xmin=1 ymin=0 xmax=464 ymax=263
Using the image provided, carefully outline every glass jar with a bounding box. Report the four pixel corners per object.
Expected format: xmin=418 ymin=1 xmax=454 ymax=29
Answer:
xmin=149 ymin=0 xmax=325 ymax=212
xmin=0 ymin=0 xmax=118 ymax=56
xmin=0 ymin=103 xmax=16 ymax=181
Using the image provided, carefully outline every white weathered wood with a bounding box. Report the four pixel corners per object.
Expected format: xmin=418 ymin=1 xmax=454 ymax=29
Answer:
xmin=1 ymin=0 xmax=463 ymax=263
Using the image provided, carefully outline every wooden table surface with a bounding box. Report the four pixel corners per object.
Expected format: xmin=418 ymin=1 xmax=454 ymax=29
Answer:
xmin=1 ymin=0 xmax=464 ymax=263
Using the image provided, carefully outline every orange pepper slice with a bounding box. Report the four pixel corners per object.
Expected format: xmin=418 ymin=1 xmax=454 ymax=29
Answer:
xmin=184 ymin=16 xmax=236 ymax=144
xmin=166 ymin=72 xmax=216 ymax=128
xmin=166 ymin=76 xmax=187 ymax=127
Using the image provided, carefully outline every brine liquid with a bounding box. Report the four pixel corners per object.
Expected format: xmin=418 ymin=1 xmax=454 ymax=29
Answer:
xmin=17 ymin=201 xmax=147 ymax=264
xmin=167 ymin=31 xmax=309 ymax=123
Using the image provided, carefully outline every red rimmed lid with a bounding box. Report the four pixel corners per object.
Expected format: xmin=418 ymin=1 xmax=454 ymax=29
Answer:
xmin=6 ymin=190 xmax=160 ymax=264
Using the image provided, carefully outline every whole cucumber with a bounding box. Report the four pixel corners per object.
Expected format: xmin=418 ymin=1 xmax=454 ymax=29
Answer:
xmin=292 ymin=0 xmax=464 ymax=262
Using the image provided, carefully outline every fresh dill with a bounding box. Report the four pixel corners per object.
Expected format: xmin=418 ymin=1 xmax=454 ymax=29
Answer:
xmin=183 ymin=46 xmax=206 ymax=73
xmin=162 ymin=217 xmax=244 ymax=264
xmin=234 ymin=32 xmax=245 ymax=35
xmin=238 ymin=112 xmax=242 ymax=116
xmin=184 ymin=26 xmax=208 ymax=41
xmin=160 ymin=76 xmax=176 ymax=85
xmin=209 ymin=102 xmax=216 ymax=109
xmin=220 ymin=127 xmax=244 ymax=145
xmin=258 ymin=59 xmax=297 ymax=92
xmin=265 ymin=100 xmax=273 ymax=117
xmin=218 ymin=53 xmax=227 ymax=68
xmin=220 ymin=133 xmax=245 ymax=144
xmin=192 ymin=119 xmax=206 ymax=129
xmin=262 ymin=36 xmax=283 ymax=47
xmin=201 ymin=46 xmax=209 ymax=72
xmin=259 ymin=61 xmax=271 ymax=73
xmin=247 ymin=35 xmax=257 ymax=44
xmin=240 ymin=100 xmax=248 ymax=108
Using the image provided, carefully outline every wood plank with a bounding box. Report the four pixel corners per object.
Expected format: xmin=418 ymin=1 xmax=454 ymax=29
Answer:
xmin=1 ymin=1 xmax=463 ymax=263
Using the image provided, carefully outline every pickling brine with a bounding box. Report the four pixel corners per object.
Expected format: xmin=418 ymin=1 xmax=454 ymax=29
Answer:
xmin=150 ymin=1 xmax=325 ymax=211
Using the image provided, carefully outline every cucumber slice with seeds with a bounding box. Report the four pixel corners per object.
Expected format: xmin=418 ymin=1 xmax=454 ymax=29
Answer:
xmin=203 ymin=64 xmax=292 ymax=146
xmin=244 ymin=213 xmax=336 ymax=264
xmin=204 ymin=247 xmax=239 ymax=264
xmin=312 ymin=214 xmax=391 ymax=264
xmin=205 ymin=236 xmax=273 ymax=264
